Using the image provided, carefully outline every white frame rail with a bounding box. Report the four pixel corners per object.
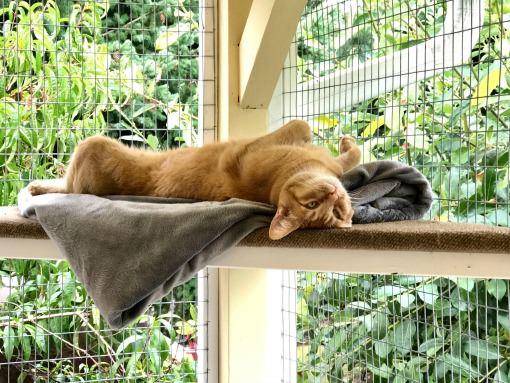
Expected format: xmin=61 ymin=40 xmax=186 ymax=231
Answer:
xmin=296 ymin=0 xmax=485 ymax=115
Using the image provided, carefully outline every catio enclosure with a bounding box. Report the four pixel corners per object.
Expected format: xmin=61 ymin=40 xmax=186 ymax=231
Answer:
xmin=0 ymin=0 xmax=509 ymax=383
xmin=280 ymin=0 xmax=510 ymax=381
xmin=0 ymin=0 xmax=213 ymax=381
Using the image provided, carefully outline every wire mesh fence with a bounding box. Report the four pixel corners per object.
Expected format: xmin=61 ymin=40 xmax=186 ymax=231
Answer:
xmin=281 ymin=0 xmax=510 ymax=381
xmin=285 ymin=0 xmax=509 ymax=225
xmin=0 ymin=0 xmax=213 ymax=381
xmin=285 ymin=271 xmax=510 ymax=383
xmin=1 ymin=261 xmax=205 ymax=382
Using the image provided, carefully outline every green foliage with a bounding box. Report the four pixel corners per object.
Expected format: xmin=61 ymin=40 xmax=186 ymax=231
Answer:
xmin=104 ymin=0 xmax=199 ymax=146
xmin=0 ymin=0 xmax=200 ymax=380
xmin=296 ymin=0 xmax=510 ymax=382
xmin=296 ymin=273 xmax=510 ymax=383
xmin=0 ymin=259 xmax=198 ymax=381
xmin=300 ymin=0 xmax=510 ymax=226
xmin=0 ymin=0 xmax=200 ymax=205
xmin=0 ymin=0 xmax=114 ymax=204
xmin=298 ymin=0 xmax=445 ymax=79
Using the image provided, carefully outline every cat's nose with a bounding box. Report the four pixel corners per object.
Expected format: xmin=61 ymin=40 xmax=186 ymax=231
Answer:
xmin=328 ymin=189 xmax=338 ymax=201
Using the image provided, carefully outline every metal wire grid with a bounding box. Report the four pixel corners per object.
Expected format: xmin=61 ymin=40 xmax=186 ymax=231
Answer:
xmin=0 ymin=0 xmax=214 ymax=381
xmin=0 ymin=0 xmax=209 ymax=204
xmin=284 ymin=272 xmax=510 ymax=383
xmin=281 ymin=0 xmax=510 ymax=382
xmin=0 ymin=262 xmax=206 ymax=382
xmin=284 ymin=0 xmax=509 ymax=225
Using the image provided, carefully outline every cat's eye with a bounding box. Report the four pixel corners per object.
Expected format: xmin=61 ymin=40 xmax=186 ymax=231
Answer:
xmin=305 ymin=201 xmax=319 ymax=209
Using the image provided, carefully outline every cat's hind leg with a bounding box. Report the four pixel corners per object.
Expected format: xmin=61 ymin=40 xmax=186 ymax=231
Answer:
xmin=336 ymin=136 xmax=361 ymax=172
xmin=27 ymin=179 xmax=68 ymax=196
xmin=248 ymin=120 xmax=312 ymax=149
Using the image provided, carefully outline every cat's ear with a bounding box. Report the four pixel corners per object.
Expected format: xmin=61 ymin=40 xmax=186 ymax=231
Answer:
xmin=269 ymin=208 xmax=300 ymax=240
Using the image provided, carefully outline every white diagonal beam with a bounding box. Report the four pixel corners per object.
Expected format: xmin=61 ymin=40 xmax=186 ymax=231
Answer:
xmin=239 ymin=0 xmax=307 ymax=109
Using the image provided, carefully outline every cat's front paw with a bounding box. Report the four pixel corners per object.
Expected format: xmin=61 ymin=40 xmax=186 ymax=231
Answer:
xmin=340 ymin=136 xmax=357 ymax=153
xmin=27 ymin=180 xmax=49 ymax=196
xmin=27 ymin=179 xmax=67 ymax=195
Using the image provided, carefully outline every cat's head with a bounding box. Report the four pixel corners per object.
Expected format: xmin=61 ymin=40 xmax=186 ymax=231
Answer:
xmin=269 ymin=171 xmax=353 ymax=240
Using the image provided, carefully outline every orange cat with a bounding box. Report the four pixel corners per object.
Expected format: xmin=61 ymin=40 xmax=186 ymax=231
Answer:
xmin=28 ymin=120 xmax=361 ymax=239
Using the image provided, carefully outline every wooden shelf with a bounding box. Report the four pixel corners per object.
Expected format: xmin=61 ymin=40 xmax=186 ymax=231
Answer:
xmin=2 ymin=206 xmax=510 ymax=277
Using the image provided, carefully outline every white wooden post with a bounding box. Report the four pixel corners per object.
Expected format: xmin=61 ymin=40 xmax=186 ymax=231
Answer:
xmin=217 ymin=0 xmax=288 ymax=381
xmin=219 ymin=269 xmax=286 ymax=383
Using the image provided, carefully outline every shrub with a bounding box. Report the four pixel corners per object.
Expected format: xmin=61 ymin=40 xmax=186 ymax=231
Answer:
xmin=0 ymin=1 xmax=200 ymax=380
xmin=296 ymin=0 xmax=510 ymax=382
xmin=104 ymin=0 xmax=199 ymax=147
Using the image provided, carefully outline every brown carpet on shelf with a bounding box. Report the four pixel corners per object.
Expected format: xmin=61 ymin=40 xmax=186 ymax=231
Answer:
xmin=0 ymin=206 xmax=48 ymax=239
xmin=1 ymin=206 xmax=509 ymax=254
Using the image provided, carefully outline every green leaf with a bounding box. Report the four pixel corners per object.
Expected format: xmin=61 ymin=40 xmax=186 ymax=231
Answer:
xmin=464 ymin=339 xmax=502 ymax=360
xmin=146 ymin=134 xmax=159 ymax=150
xmin=374 ymin=339 xmax=394 ymax=357
xmin=374 ymin=285 xmax=406 ymax=300
xmin=149 ymin=329 xmax=170 ymax=375
xmin=370 ymin=312 xmax=389 ymax=340
xmin=450 ymin=287 xmax=472 ymax=312
xmin=345 ymin=301 xmax=372 ymax=311
xmin=116 ymin=334 xmax=145 ymax=355
xmin=487 ymin=279 xmax=507 ymax=301
xmin=155 ymin=25 xmax=189 ymax=51
xmin=132 ymin=104 xmax=157 ymax=118
xmin=392 ymin=319 xmax=416 ymax=355
xmin=297 ymin=297 xmax=309 ymax=317
xmin=471 ymin=65 xmax=506 ymax=107
xmin=2 ymin=325 xmax=15 ymax=362
xmin=450 ymin=147 xmax=470 ymax=164
xmin=21 ymin=334 xmax=31 ymax=360
xmin=418 ymin=283 xmax=439 ymax=305
xmin=361 ymin=116 xmax=385 ymax=138
xmin=498 ymin=315 xmax=510 ymax=332
xmin=126 ymin=353 xmax=142 ymax=375
xmin=482 ymin=168 xmax=497 ymax=200
xmin=487 ymin=210 xmax=510 ymax=227
xmin=446 ymin=99 xmax=471 ymax=128
xmin=395 ymin=276 xmax=426 ymax=285
xmin=448 ymin=277 xmax=477 ymax=292
xmin=440 ymin=353 xmax=480 ymax=378
xmin=313 ymin=116 xmax=338 ymax=139
xmin=367 ymin=363 xmax=392 ymax=379
xmin=322 ymin=329 xmax=346 ymax=360
xmin=399 ymin=293 xmax=416 ymax=309
xmin=494 ymin=369 xmax=510 ymax=383
xmin=25 ymin=325 xmax=45 ymax=353
xmin=418 ymin=338 xmax=444 ymax=357
xmin=495 ymin=151 xmax=509 ymax=168
xmin=190 ymin=304 xmax=198 ymax=321
xmin=175 ymin=320 xmax=196 ymax=336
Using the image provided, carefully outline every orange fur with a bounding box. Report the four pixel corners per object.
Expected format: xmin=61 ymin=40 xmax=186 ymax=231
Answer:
xmin=28 ymin=120 xmax=361 ymax=239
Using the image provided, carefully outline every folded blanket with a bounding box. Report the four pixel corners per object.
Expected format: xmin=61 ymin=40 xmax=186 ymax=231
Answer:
xmin=343 ymin=160 xmax=433 ymax=223
xmin=18 ymin=161 xmax=431 ymax=329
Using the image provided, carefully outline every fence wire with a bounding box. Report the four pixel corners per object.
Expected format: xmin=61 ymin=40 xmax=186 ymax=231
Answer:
xmin=285 ymin=272 xmax=510 ymax=383
xmin=0 ymin=0 xmax=212 ymax=381
xmin=282 ymin=0 xmax=510 ymax=382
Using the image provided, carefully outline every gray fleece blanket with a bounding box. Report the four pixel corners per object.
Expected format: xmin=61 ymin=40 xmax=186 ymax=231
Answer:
xmin=18 ymin=160 xmax=431 ymax=329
